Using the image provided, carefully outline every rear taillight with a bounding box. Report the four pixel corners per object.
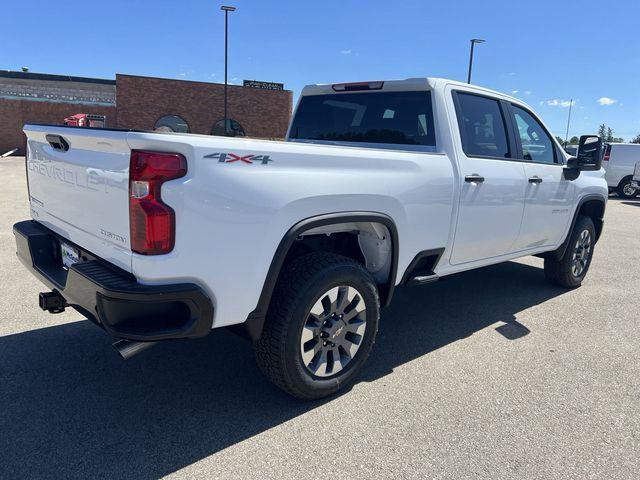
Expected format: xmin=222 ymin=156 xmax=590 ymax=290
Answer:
xmin=129 ymin=150 xmax=187 ymax=255
xmin=603 ymin=145 xmax=611 ymax=162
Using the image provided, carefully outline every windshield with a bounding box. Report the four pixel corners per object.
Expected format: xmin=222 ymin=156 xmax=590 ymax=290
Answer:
xmin=289 ymin=91 xmax=435 ymax=147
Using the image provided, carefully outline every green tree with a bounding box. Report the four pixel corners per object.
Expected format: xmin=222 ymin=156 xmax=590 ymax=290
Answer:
xmin=598 ymin=124 xmax=607 ymax=140
xmin=607 ymin=127 xmax=614 ymax=142
xmin=569 ymin=136 xmax=580 ymax=144
xmin=555 ymin=136 xmax=566 ymax=146
xmin=630 ymin=134 xmax=640 ymax=144
xmin=597 ymin=124 xmax=623 ymax=143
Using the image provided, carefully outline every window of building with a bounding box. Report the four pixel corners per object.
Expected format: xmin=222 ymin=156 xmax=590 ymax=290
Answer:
xmin=212 ymin=119 xmax=246 ymax=137
xmin=154 ymin=115 xmax=189 ymax=133
xmin=454 ymin=92 xmax=510 ymax=159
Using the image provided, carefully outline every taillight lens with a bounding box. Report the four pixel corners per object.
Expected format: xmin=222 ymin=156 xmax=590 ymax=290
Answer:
xmin=129 ymin=150 xmax=187 ymax=255
xmin=603 ymin=145 xmax=611 ymax=162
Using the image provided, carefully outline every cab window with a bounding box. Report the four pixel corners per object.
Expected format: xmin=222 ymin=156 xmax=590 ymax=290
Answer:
xmin=289 ymin=91 xmax=436 ymax=148
xmin=454 ymin=92 xmax=510 ymax=159
xmin=511 ymin=105 xmax=557 ymax=164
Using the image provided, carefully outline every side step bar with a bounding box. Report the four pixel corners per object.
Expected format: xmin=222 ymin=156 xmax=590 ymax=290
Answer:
xmin=401 ymin=248 xmax=445 ymax=286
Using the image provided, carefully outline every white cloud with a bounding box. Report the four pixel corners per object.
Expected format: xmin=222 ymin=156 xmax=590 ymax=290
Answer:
xmin=597 ymin=97 xmax=617 ymax=106
xmin=178 ymin=72 xmax=187 ymax=77
xmin=546 ymin=99 xmax=575 ymax=108
xmin=508 ymin=72 xmax=516 ymax=76
xmin=511 ymin=90 xmax=519 ymax=94
xmin=339 ymin=49 xmax=352 ymax=55
xmin=524 ymin=90 xmax=532 ymax=95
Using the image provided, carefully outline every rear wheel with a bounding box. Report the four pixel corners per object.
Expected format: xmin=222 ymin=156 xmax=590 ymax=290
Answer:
xmin=617 ymin=177 xmax=638 ymax=199
xmin=544 ymin=215 xmax=595 ymax=288
xmin=254 ymin=252 xmax=379 ymax=400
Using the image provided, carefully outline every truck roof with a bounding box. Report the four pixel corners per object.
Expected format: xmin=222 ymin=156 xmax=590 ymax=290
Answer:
xmin=300 ymin=77 xmax=521 ymax=103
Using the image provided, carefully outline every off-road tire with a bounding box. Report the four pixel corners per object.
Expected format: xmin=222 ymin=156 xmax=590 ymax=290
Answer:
xmin=254 ymin=252 xmax=380 ymax=400
xmin=544 ymin=215 xmax=596 ymax=288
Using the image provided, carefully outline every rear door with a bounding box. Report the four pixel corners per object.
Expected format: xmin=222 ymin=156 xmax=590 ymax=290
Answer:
xmin=507 ymin=104 xmax=574 ymax=250
xmin=24 ymin=125 xmax=132 ymax=271
xmin=448 ymin=88 xmax=527 ymax=265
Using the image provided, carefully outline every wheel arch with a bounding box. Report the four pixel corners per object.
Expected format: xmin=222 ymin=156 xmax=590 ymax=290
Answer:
xmin=617 ymin=174 xmax=634 ymax=189
xmin=243 ymin=212 xmax=399 ymax=341
xmin=555 ymin=194 xmax=606 ymax=260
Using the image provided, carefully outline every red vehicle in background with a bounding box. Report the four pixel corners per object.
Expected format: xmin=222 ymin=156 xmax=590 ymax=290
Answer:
xmin=63 ymin=113 xmax=106 ymax=128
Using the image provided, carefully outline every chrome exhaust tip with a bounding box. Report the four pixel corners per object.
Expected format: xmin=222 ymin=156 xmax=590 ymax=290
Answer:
xmin=112 ymin=339 xmax=157 ymax=360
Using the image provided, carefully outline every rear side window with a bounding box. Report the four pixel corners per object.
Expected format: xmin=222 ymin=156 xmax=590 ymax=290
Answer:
xmin=289 ymin=91 xmax=435 ymax=147
xmin=454 ymin=92 xmax=510 ymax=159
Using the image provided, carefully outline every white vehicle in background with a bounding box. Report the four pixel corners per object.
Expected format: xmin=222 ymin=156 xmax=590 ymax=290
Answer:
xmin=602 ymin=143 xmax=640 ymax=198
xmin=14 ymin=78 xmax=608 ymax=399
xmin=632 ymin=161 xmax=640 ymax=190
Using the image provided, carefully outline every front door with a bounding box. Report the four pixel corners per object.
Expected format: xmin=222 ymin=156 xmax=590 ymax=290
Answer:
xmin=449 ymin=89 xmax=527 ymax=265
xmin=508 ymin=104 xmax=575 ymax=250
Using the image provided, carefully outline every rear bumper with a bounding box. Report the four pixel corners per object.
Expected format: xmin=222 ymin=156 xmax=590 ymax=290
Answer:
xmin=13 ymin=220 xmax=213 ymax=341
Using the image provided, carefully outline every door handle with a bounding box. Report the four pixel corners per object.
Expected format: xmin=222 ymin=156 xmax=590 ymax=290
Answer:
xmin=528 ymin=176 xmax=543 ymax=184
xmin=45 ymin=134 xmax=69 ymax=152
xmin=464 ymin=174 xmax=485 ymax=183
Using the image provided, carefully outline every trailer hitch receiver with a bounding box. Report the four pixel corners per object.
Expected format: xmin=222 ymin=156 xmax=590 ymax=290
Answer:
xmin=39 ymin=291 xmax=66 ymax=314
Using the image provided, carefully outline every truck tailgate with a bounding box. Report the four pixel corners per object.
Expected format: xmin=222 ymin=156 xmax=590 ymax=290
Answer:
xmin=24 ymin=125 xmax=132 ymax=271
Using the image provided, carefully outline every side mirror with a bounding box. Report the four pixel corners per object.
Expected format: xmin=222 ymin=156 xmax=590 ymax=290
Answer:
xmin=566 ymin=156 xmax=579 ymax=169
xmin=574 ymin=135 xmax=603 ymax=171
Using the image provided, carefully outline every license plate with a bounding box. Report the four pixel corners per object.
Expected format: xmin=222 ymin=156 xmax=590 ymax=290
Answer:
xmin=61 ymin=242 xmax=80 ymax=270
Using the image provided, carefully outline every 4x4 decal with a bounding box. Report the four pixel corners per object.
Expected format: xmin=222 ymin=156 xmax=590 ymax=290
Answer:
xmin=204 ymin=152 xmax=273 ymax=165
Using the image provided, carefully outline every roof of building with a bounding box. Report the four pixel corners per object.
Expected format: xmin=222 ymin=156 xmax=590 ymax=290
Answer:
xmin=0 ymin=70 xmax=116 ymax=85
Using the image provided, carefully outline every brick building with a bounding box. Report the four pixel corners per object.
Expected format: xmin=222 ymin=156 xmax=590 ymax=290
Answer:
xmin=0 ymin=71 xmax=293 ymax=155
xmin=0 ymin=71 xmax=116 ymax=154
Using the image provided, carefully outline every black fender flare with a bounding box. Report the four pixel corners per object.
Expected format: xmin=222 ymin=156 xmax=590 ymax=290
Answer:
xmin=243 ymin=212 xmax=399 ymax=341
xmin=555 ymin=194 xmax=606 ymax=260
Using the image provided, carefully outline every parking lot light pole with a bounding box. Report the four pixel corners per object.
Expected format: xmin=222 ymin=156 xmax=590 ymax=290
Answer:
xmin=467 ymin=38 xmax=485 ymax=84
xmin=221 ymin=5 xmax=236 ymax=136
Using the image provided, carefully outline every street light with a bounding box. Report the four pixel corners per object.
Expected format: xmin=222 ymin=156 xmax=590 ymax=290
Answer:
xmin=221 ymin=5 xmax=236 ymax=136
xmin=467 ymin=38 xmax=485 ymax=84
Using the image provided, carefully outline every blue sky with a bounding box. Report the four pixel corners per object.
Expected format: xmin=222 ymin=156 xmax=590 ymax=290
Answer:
xmin=3 ymin=0 xmax=639 ymax=140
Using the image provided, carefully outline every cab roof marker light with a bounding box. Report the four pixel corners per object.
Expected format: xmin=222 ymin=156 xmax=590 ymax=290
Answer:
xmin=331 ymin=81 xmax=384 ymax=92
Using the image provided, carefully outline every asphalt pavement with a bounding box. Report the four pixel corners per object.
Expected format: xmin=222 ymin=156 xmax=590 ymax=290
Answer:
xmin=0 ymin=156 xmax=638 ymax=479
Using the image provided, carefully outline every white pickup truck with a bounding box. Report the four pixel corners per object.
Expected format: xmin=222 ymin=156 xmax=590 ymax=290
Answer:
xmin=14 ymin=78 xmax=607 ymax=399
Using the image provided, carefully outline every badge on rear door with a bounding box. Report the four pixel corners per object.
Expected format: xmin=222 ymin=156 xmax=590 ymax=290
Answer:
xmin=204 ymin=152 xmax=273 ymax=165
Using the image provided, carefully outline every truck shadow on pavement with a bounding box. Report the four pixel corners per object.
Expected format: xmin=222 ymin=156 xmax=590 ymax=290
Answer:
xmin=0 ymin=260 xmax=566 ymax=479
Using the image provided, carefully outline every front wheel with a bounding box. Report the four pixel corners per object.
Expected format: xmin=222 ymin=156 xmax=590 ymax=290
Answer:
xmin=254 ymin=252 xmax=380 ymax=400
xmin=544 ymin=215 xmax=596 ymax=288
